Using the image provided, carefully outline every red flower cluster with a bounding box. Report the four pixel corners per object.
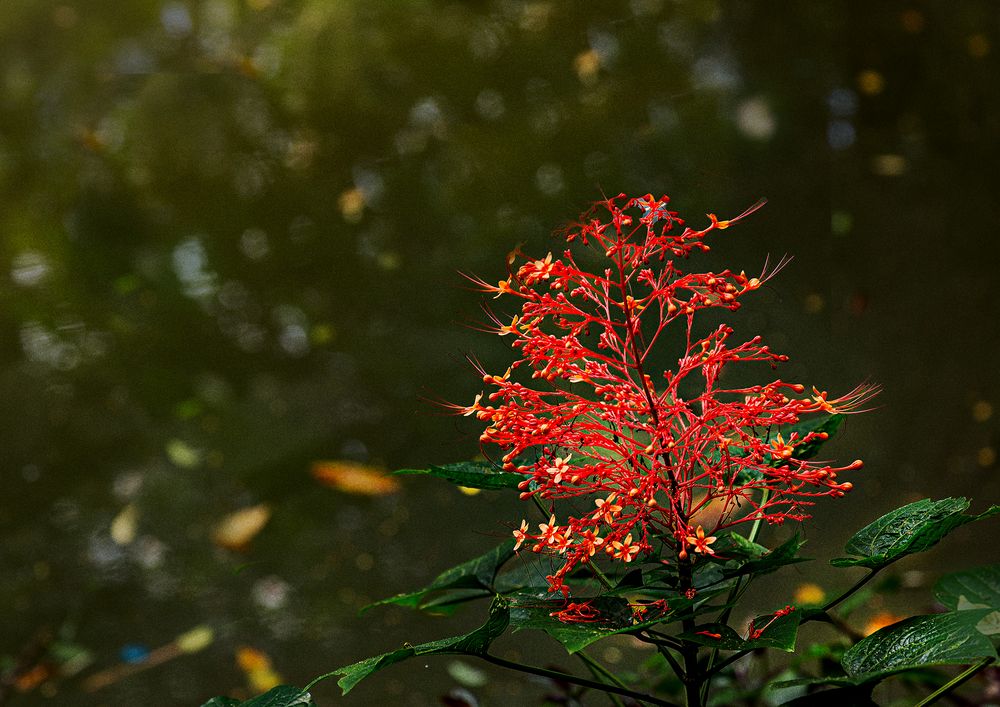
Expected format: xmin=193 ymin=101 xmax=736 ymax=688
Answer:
xmin=463 ymin=194 xmax=875 ymax=598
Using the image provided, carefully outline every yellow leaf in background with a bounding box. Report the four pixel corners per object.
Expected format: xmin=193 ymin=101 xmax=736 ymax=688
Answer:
xmin=793 ymin=583 xmax=826 ymax=606
xmin=212 ymin=504 xmax=271 ymax=551
xmin=311 ymin=461 xmax=400 ymax=495
xmin=176 ymin=626 xmax=214 ymax=654
xmin=110 ymin=504 xmax=139 ymax=545
xmin=863 ymin=611 xmax=904 ymax=636
xmin=236 ymin=646 xmax=282 ymax=693
xmin=457 ymin=486 xmax=481 ymax=496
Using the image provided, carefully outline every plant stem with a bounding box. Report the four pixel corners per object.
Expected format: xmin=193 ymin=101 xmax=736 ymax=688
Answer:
xmin=819 ymin=568 xmax=880 ymax=615
xmin=576 ymin=651 xmax=628 ymax=707
xmin=700 ymin=489 xmax=770 ymax=703
xmin=913 ymin=657 xmax=995 ymax=707
xmin=676 ymin=558 xmax=702 ymax=707
xmin=481 ymin=653 xmax=681 ymax=707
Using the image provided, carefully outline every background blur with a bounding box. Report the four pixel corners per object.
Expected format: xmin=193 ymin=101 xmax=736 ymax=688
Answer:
xmin=1 ymin=1 xmax=998 ymax=705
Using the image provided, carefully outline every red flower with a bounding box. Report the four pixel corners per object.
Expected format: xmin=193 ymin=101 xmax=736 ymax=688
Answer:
xmin=461 ymin=194 xmax=876 ymax=602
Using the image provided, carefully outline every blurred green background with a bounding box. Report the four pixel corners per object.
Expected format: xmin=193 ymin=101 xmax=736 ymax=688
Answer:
xmin=1 ymin=0 xmax=998 ymax=704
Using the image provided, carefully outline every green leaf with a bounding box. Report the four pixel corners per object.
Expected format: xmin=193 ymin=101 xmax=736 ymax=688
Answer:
xmin=365 ymin=538 xmax=516 ymax=612
xmin=394 ymin=460 xmax=524 ymax=490
xmin=831 ymin=498 xmax=1000 ymax=569
xmin=935 ymin=564 xmax=1000 ymax=637
xmin=935 ymin=563 xmax=1000 ymax=610
xmin=334 ymin=596 xmax=510 ymax=694
xmin=785 ymin=414 xmax=844 ymax=461
xmin=508 ymin=590 xmax=727 ymax=653
xmin=842 ymin=610 xmax=997 ymax=677
xmin=729 ymin=414 xmax=844 ymax=485
xmin=725 ymin=533 xmax=808 ymax=579
xmin=677 ymin=608 xmax=800 ymax=652
xmin=200 ymin=686 xmax=315 ymax=707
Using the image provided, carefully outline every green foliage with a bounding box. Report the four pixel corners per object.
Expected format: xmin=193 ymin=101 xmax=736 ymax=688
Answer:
xmin=832 ymin=497 xmax=1000 ymax=569
xmin=364 ymin=538 xmax=516 ymax=612
xmin=333 ymin=596 xmax=510 ymax=694
xmin=842 ymin=610 xmax=997 ymax=678
xmin=935 ymin=563 xmax=1000 ymax=611
xmin=200 ymin=686 xmax=315 ymax=707
xmin=678 ymin=609 xmax=800 ymax=651
xmin=393 ymin=461 xmax=523 ymax=490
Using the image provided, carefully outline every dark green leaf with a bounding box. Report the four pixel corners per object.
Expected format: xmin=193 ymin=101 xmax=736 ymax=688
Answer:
xmin=678 ymin=608 xmax=800 ymax=652
xmin=785 ymin=414 xmax=844 ymax=461
xmin=508 ymin=590 xmax=727 ymax=653
xmin=842 ymin=610 xmax=996 ymax=677
xmin=726 ymin=533 xmax=808 ymax=578
xmin=831 ymin=498 xmax=1000 ymax=569
xmin=200 ymin=686 xmax=316 ymax=707
xmin=394 ymin=461 xmax=524 ymax=490
xmin=335 ymin=596 xmax=510 ymax=694
xmin=365 ymin=539 xmax=516 ymax=612
xmin=935 ymin=563 xmax=1000 ymax=610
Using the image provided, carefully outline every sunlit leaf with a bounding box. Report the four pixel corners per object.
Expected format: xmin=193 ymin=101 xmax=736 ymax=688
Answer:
xmin=394 ymin=460 xmax=524 ymax=490
xmin=311 ymin=461 xmax=400 ymax=495
xmin=842 ymin=610 xmax=996 ymax=677
xmin=334 ymin=596 xmax=510 ymax=694
xmin=213 ymin=504 xmax=272 ymax=551
xmin=365 ymin=539 xmax=516 ymax=612
xmin=831 ymin=498 xmax=1000 ymax=569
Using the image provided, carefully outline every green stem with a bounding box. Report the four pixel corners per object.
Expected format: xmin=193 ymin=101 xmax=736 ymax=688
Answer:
xmin=576 ymin=651 xmax=628 ymax=707
xmin=913 ymin=657 xmax=995 ymax=707
xmin=481 ymin=653 xmax=680 ymax=707
xmin=677 ymin=559 xmax=702 ymax=707
xmin=819 ymin=568 xmax=880 ymax=615
xmin=700 ymin=489 xmax=770 ymax=703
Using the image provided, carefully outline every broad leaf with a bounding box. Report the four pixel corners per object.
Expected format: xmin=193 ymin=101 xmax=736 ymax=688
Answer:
xmin=365 ymin=538 xmax=516 ymax=612
xmin=200 ymin=686 xmax=315 ymax=707
xmin=335 ymin=596 xmax=510 ymax=694
xmin=731 ymin=414 xmax=844 ymax=485
xmin=678 ymin=608 xmax=800 ymax=652
xmin=842 ymin=610 xmax=997 ymax=677
xmin=394 ymin=461 xmax=523 ymax=490
xmin=832 ymin=498 xmax=1000 ymax=569
xmin=935 ymin=563 xmax=1000 ymax=610
xmin=935 ymin=564 xmax=1000 ymax=637
xmin=724 ymin=533 xmax=808 ymax=579
xmin=784 ymin=414 xmax=844 ymax=461
xmin=508 ymin=590 xmax=728 ymax=653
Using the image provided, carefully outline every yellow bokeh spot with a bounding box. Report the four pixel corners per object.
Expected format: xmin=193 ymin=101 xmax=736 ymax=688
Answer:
xmin=977 ymin=446 xmax=996 ymax=468
xmin=857 ymin=69 xmax=885 ymax=96
xmin=574 ymin=49 xmax=601 ymax=83
xmin=338 ymin=188 xmax=366 ymax=224
xmin=793 ymin=582 xmax=826 ymax=606
xmin=458 ymin=485 xmax=482 ymax=496
xmin=972 ymin=400 xmax=993 ymax=423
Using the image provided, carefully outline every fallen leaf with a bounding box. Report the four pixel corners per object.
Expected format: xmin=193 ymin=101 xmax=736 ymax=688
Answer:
xmin=213 ymin=504 xmax=271 ymax=551
xmin=311 ymin=461 xmax=400 ymax=495
xmin=110 ymin=504 xmax=139 ymax=545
